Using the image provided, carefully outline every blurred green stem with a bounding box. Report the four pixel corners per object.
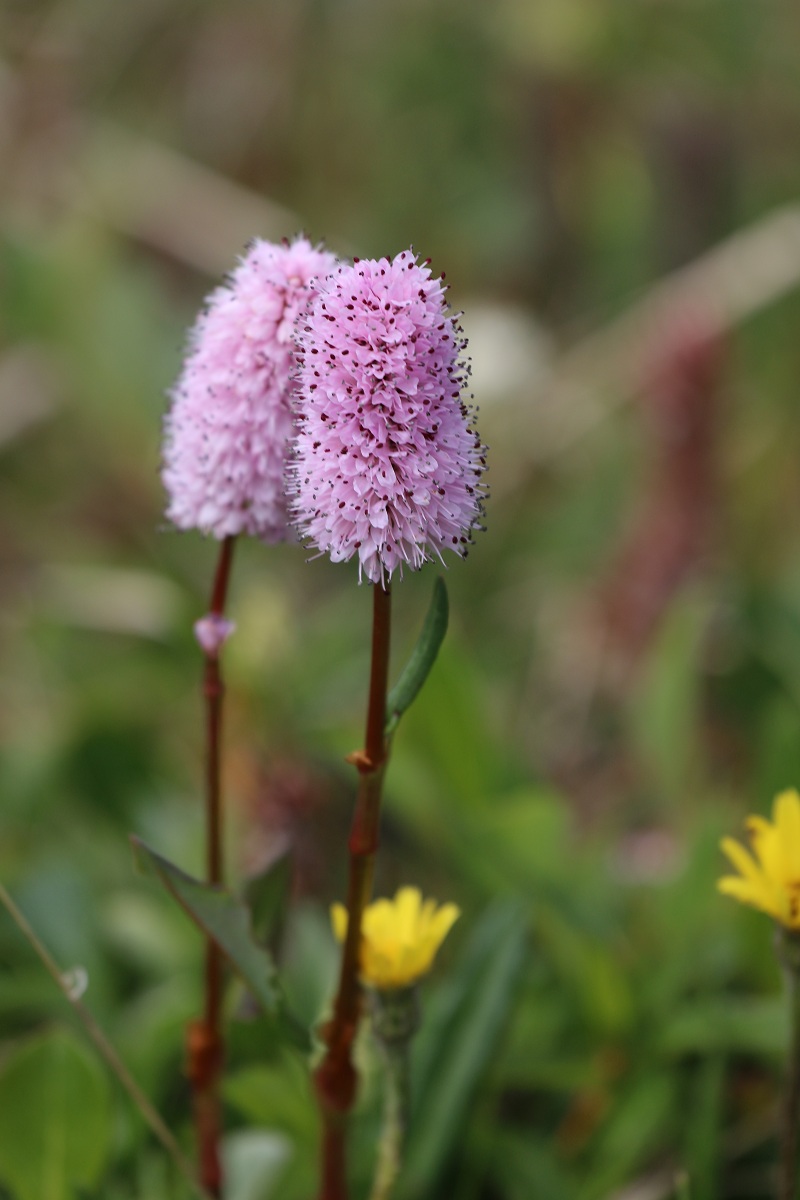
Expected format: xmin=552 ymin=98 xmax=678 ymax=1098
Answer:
xmin=0 ymin=881 xmax=214 ymax=1200
xmin=315 ymin=582 xmax=392 ymax=1200
xmin=370 ymin=1039 xmax=410 ymax=1200
xmin=369 ymin=985 xmax=419 ymax=1200
xmin=778 ymin=927 xmax=800 ymax=1200
xmin=188 ymin=534 xmax=236 ymax=1200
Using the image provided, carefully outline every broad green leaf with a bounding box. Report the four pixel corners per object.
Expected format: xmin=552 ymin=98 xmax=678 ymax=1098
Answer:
xmin=398 ymin=900 xmax=527 ymax=1197
xmin=131 ymin=837 xmax=280 ymax=1016
xmin=279 ymin=904 xmax=339 ymax=1031
xmin=224 ymin=1055 xmax=318 ymax=1142
xmin=224 ymin=1060 xmax=318 ymax=1200
xmin=222 ymin=1131 xmax=292 ymax=1200
xmin=0 ymin=1026 xmax=111 ymax=1200
xmin=386 ymin=576 xmax=448 ymax=734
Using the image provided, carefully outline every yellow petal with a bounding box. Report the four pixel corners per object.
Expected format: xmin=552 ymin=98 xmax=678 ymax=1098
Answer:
xmin=428 ymin=903 xmax=461 ymax=946
xmin=395 ymin=888 xmax=423 ymax=941
xmin=363 ymin=898 xmax=396 ymax=943
xmin=720 ymin=836 xmax=765 ymax=886
xmin=363 ymin=945 xmax=397 ymax=989
xmin=747 ymin=815 xmax=782 ymax=879
xmin=717 ymin=793 xmax=800 ymax=929
xmin=352 ymin=888 xmax=460 ymax=989
xmin=775 ymin=790 xmax=800 ymax=879
xmin=717 ymin=874 xmax=780 ymax=918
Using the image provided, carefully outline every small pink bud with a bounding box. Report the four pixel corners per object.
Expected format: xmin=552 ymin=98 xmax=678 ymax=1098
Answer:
xmin=194 ymin=614 xmax=236 ymax=657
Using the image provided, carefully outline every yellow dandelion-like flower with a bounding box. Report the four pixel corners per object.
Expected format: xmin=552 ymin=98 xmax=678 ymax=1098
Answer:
xmin=718 ymin=789 xmax=800 ymax=928
xmin=331 ymin=887 xmax=460 ymax=990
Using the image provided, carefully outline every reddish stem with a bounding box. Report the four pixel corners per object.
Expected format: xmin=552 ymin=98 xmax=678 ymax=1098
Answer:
xmin=321 ymin=1111 xmax=349 ymax=1200
xmin=364 ymin=582 xmax=393 ymax=769
xmin=315 ymin=582 xmax=392 ymax=1200
xmin=187 ymin=534 xmax=236 ymax=1199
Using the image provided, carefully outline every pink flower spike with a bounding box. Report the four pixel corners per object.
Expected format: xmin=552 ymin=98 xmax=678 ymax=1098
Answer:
xmin=194 ymin=614 xmax=236 ymax=657
xmin=163 ymin=236 xmax=339 ymax=542
xmin=290 ymin=249 xmax=487 ymax=583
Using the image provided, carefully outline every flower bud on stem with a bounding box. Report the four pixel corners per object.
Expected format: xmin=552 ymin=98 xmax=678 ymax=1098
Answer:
xmin=187 ymin=534 xmax=236 ymax=1199
xmin=315 ymin=583 xmax=392 ymax=1200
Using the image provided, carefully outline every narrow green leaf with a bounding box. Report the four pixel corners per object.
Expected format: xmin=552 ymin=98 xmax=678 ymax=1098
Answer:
xmin=681 ymin=1055 xmax=725 ymax=1200
xmin=386 ymin=576 xmax=449 ymax=734
xmin=398 ymin=900 xmax=527 ymax=1197
xmin=131 ymin=836 xmax=280 ymax=1017
xmin=658 ymin=995 xmax=787 ymax=1057
xmin=244 ymin=849 xmax=293 ymax=945
xmin=628 ymin=593 xmax=707 ymax=803
xmin=0 ymin=1026 xmax=111 ymax=1200
xmin=578 ymin=1074 xmax=676 ymax=1200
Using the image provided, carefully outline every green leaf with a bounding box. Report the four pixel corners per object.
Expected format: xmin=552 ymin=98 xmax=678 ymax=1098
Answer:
xmin=658 ymin=996 xmax=787 ymax=1057
xmin=579 ymin=1074 xmax=676 ymax=1200
xmin=222 ymin=1131 xmax=293 ymax=1200
xmin=398 ymin=900 xmax=527 ymax=1197
xmin=628 ymin=593 xmax=707 ymax=803
xmin=279 ymin=904 xmax=340 ymax=1031
xmin=224 ymin=1054 xmax=318 ymax=1142
xmin=484 ymin=1129 xmax=574 ymax=1200
xmin=0 ymin=1025 xmax=111 ymax=1200
xmin=681 ymin=1056 xmax=725 ymax=1200
xmin=388 ymin=640 xmax=514 ymax=827
xmin=386 ymin=576 xmax=448 ymax=734
xmin=131 ymin=837 xmax=281 ymax=1017
xmin=244 ymin=849 xmax=293 ymax=946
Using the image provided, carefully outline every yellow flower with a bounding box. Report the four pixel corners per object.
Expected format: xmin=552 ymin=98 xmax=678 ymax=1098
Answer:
xmin=331 ymin=887 xmax=460 ymax=990
xmin=719 ymin=789 xmax=800 ymax=928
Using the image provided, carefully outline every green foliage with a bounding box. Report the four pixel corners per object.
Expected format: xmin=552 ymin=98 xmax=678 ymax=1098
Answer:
xmin=132 ymin=837 xmax=282 ymax=1016
xmin=628 ymin=593 xmax=708 ymax=805
xmin=244 ymin=852 xmax=293 ymax=947
xmin=3 ymin=0 xmax=800 ymax=1196
xmin=386 ymin=576 xmax=449 ymax=736
xmin=399 ymin=901 xmax=528 ymax=1196
xmin=0 ymin=1026 xmax=111 ymax=1200
xmin=222 ymin=1130 xmax=294 ymax=1200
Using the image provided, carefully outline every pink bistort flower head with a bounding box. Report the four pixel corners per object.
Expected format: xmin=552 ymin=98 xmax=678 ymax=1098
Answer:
xmin=163 ymin=236 xmax=338 ymax=541
xmin=290 ymin=249 xmax=486 ymax=583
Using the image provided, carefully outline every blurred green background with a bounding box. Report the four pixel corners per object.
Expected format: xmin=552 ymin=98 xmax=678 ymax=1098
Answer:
xmin=3 ymin=2 xmax=800 ymax=1197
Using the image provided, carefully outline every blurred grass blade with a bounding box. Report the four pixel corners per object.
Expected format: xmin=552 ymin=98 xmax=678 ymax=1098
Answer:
xmin=681 ymin=1055 xmax=724 ymax=1200
xmin=386 ymin=576 xmax=448 ymax=735
xmin=132 ymin=836 xmax=281 ymax=1015
xmin=579 ymin=1074 xmax=676 ymax=1200
xmin=398 ymin=900 xmax=527 ymax=1197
